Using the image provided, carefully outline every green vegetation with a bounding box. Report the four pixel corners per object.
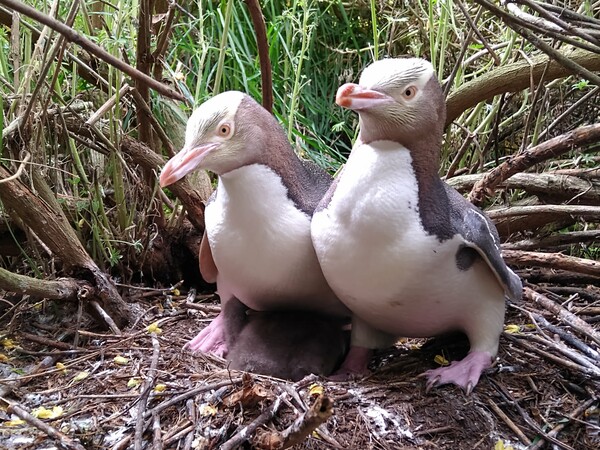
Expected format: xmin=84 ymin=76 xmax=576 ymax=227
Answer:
xmin=0 ymin=0 xmax=598 ymax=280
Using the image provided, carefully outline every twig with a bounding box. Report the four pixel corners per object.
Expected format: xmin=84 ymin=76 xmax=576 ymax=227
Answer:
xmin=143 ymin=377 xmax=243 ymax=419
xmin=528 ymin=398 xmax=598 ymax=450
xmin=256 ymin=394 xmax=335 ymax=449
xmin=221 ymin=391 xmax=288 ymax=450
xmin=1 ymin=398 xmax=86 ymax=450
xmin=0 ymin=0 xmax=184 ymax=101
xmin=486 ymin=398 xmax=532 ymax=446
xmin=0 ymin=151 xmax=30 ymax=183
xmin=90 ymin=300 xmax=122 ymax=335
xmin=522 ymin=287 xmax=600 ymax=346
xmin=152 ymin=412 xmax=162 ymax=450
xmin=135 ymin=334 xmax=161 ymax=450
xmin=490 ymin=380 xmax=576 ymax=450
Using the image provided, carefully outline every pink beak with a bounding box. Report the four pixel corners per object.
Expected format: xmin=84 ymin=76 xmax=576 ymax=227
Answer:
xmin=336 ymin=83 xmax=392 ymax=110
xmin=159 ymin=142 xmax=218 ymax=187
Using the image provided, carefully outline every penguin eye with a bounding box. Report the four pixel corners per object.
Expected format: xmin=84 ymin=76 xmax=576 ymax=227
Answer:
xmin=217 ymin=123 xmax=232 ymax=138
xmin=402 ymin=86 xmax=417 ymax=99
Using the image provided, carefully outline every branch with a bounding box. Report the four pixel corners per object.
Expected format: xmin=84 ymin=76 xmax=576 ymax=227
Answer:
xmin=503 ymin=249 xmax=600 ymax=277
xmin=467 ymin=123 xmax=600 ymax=205
xmin=445 ymin=48 xmax=600 ymax=126
xmin=0 ymin=267 xmax=92 ymax=301
xmin=0 ymin=0 xmax=184 ymax=101
xmin=244 ymin=0 xmax=273 ymax=113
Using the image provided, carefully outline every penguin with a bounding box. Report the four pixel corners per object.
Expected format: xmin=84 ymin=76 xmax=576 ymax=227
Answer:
xmin=311 ymin=58 xmax=522 ymax=393
xmin=160 ymin=91 xmax=349 ymax=356
xmin=222 ymin=297 xmax=348 ymax=381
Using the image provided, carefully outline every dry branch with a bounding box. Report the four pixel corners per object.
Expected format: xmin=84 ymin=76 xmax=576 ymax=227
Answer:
xmin=445 ymin=48 xmax=600 ymax=126
xmin=468 ymin=123 xmax=600 ymax=205
xmin=0 ymin=0 xmax=184 ymax=101
xmin=255 ymin=394 xmax=334 ymax=449
xmin=0 ymin=267 xmax=91 ymax=301
xmin=503 ymin=249 xmax=600 ymax=277
xmin=221 ymin=391 xmax=288 ymax=450
xmin=488 ymin=204 xmax=600 ymax=219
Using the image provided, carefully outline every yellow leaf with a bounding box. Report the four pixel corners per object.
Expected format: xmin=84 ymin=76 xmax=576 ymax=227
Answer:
xmin=434 ymin=354 xmax=449 ymax=366
xmin=73 ymin=371 xmax=89 ymax=382
xmin=309 ymin=384 xmax=324 ymax=397
xmin=0 ymin=353 xmax=9 ymax=362
xmin=199 ymin=404 xmax=217 ymax=416
xmin=153 ymin=384 xmax=167 ymax=393
xmin=146 ymin=322 xmax=162 ymax=334
xmin=113 ymin=356 xmax=129 ymax=365
xmin=172 ymin=288 xmax=180 ymax=296
xmin=56 ymin=362 xmax=67 ymax=375
xmin=1 ymin=338 xmax=16 ymax=349
xmin=504 ymin=324 xmax=520 ymax=334
xmin=127 ymin=378 xmax=142 ymax=389
xmin=4 ymin=419 xmax=25 ymax=427
xmin=32 ymin=406 xmax=63 ymax=419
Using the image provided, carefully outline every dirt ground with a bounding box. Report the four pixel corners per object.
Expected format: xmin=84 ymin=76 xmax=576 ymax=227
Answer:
xmin=0 ymin=272 xmax=599 ymax=450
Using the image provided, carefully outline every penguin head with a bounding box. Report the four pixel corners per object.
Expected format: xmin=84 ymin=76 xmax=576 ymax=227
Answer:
xmin=160 ymin=91 xmax=274 ymax=186
xmin=336 ymin=58 xmax=446 ymax=146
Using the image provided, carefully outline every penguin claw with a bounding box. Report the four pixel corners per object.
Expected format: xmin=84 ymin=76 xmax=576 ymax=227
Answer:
xmin=421 ymin=351 xmax=493 ymax=394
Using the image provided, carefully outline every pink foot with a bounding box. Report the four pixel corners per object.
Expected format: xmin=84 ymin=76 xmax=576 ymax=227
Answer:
xmin=422 ymin=351 xmax=493 ymax=394
xmin=184 ymin=313 xmax=228 ymax=357
xmin=328 ymin=346 xmax=373 ymax=381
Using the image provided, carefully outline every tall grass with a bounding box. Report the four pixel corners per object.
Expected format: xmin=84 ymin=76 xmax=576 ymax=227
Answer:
xmin=1 ymin=0 xmax=595 ymax=276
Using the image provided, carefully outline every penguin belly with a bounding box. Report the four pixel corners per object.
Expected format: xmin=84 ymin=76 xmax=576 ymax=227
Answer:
xmin=312 ymin=141 xmax=504 ymax=337
xmin=206 ymin=164 xmax=347 ymax=316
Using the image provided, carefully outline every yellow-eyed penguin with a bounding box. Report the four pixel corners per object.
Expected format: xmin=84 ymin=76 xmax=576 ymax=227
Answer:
xmin=160 ymin=91 xmax=349 ymax=356
xmin=311 ymin=58 xmax=522 ymax=393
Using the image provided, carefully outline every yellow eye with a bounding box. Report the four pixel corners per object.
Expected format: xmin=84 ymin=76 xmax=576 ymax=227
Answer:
xmin=217 ymin=123 xmax=232 ymax=137
xmin=402 ymin=86 xmax=417 ymax=99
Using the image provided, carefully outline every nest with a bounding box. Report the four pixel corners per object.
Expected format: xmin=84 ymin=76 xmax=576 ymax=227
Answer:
xmin=1 ymin=280 xmax=598 ymax=450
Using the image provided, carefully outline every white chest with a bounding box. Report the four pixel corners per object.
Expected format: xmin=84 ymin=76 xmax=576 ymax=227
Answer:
xmin=312 ymin=142 xmax=501 ymax=335
xmin=205 ymin=164 xmax=341 ymax=312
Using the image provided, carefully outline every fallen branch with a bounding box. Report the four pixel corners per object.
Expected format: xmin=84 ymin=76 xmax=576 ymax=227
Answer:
xmin=221 ymin=391 xmax=288 ymax=450
xmin=468 ymin=123 xmax=600 ymax=205
xmin=0 ymin=268 xmax=92 ymax=301
xmin=135 ymin=334 xmax=160 ymax=450
xmin=522 ymin=287 xmax=600 ymax=346
xmin=488 ymin=204 xmax=600 ymax=220
xmin=448 ymin=172 xmax=600 ymax=203
xmin=502 ymin=249 xmax=600 ymax=277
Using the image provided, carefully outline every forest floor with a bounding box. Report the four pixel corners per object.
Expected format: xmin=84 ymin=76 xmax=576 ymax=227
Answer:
xmin=0 ymin=273 xmax=599 ymax=450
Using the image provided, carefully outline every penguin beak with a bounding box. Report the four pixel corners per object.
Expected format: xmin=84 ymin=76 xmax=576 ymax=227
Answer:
xmin=336 ymin=83 xmax=393 ymax=110
xmin=159 ymin=142 xmax=219 ymax=187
